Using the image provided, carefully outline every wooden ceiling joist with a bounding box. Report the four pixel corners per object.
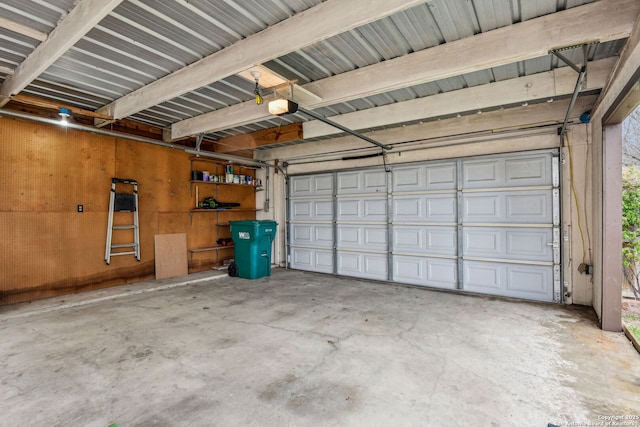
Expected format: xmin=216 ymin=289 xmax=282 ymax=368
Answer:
xmin=214 ymin=123 xmax=303 ymax=154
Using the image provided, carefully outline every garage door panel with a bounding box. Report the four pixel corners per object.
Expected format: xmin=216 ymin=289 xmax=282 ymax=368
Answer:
xmin=364 ymin=170 xmax=387 ymax=193
xmin=392 ymin=162 xmax=456 ymax=191
xmin=289 ymin=224 xmax=333 ymax=247
xmin=290 ymin=174 xmax=333 ymax=197
xmin=427 ymin=228 xmax=457 ymax=254
xmin=393 ymin=194 xmax=455 ymax=222
xmin=463 ymin=227 xmax=552 ymax=261
xmin=393 ymin=255 xmax=457 ymax=289
xmin=463 ymin=160 xmax=500 ymax=188
xmin=291 ymin=248 xmax=333 ymax=273
xmin=338 ymin=197 xmax=386 ymax=222
xmin=393 ymin=166 xmax=423 ymax=191
xmin=338 ymin=199 xmax=360 ymax=219
xmin=428 ymin=259 xmax=458 ymax=284
xmin=290 ymin=199 xmax=333 ymax=221
xmin=290 ymin=224 xmax=312 ymax=245
xmin=427 ymin=195 xmax=457 ymax=219
xmin=292 ymin=247 xmax=313 ymax=268
xmin=337 ymin=226 xmax=360 ymax=246
xmin=290 ymin=176 xmax=312 ymax=197
xmin=463 ymin=260 xmax=553 ymax=301
xmin=463 ymin=154 xmax=551 ymax=188
xmin=427 ymin=164 xmax=456 ymax=189
xmin=393 ymin=225 xmax=456 ymax=255
xmin=463 ymin=191 xmax=551 ymax=223
xmin=393 ymin=226 xmax=423 ymax=251
xmin=337 ymin=225 xmax=387 ymax=251
xmin=506 ymin=229 xmax=552 ymax=261
xmin=464 ymin=229 xmax=501 ymax=256
xmin=314 ymin=200 xmax=334 ymax=219
xmin=392 ymin=196 xmax=423 ymax=221
xmin=505 ymin=155 xmax=550 ymax=186
xmin=291 ymin=200 xmax=311 ymax=220
xmin=507 ymin=267 xmax=550 ymax=294
xmin=337 ymin=172 xmax=360 ymax=193
xmin=315 ymin=251 xmax=334 ymax=272
xmin=338 ymin=170 xmax=387 ymax=194
xmin=463 ymin=261 xmax=503 ymax=290
xmin=506 ymin=193 xmax=550 ymax=221
xmin=364 ymin=198 xmax=387 ymax=220
xmin=337 ymin=251 xmax=387 ymax=280
xmin=365 ymin=226 xmax=387 ymax=249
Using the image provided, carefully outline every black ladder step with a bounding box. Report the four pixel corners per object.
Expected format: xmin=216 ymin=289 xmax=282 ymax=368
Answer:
xmin=112 ymin=225 xmax=137 ymax=230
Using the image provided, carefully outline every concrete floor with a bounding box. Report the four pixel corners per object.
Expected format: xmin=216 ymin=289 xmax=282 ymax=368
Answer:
xmin=1 ymin=269 xmax=639 ymax=426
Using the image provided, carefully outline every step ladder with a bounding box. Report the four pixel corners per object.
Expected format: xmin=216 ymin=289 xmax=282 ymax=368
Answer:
xmin=105 ymin=178 xmax=140 ymax=265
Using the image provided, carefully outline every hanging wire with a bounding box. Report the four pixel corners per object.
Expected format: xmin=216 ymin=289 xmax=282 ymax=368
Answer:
xmin=254 ymin=79 xmax=263 ymax=105
xmin=565 ymin=133 xmax=587 ymax=264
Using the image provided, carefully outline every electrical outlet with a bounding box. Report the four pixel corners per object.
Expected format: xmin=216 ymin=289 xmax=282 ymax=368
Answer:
xmin=77 ymin=205 xmax=83 ymax=213
xmin=578 ymin=263 xmax=593 ymax=275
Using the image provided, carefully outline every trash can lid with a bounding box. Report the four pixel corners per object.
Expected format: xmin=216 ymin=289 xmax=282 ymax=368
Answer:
xmin=230 ymin=220 xmax=278 ymax=226
xmin=229 ymin=220 xmax=259 ymax=226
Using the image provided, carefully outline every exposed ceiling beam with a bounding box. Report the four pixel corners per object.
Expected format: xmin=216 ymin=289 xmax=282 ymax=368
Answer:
xmin=170 ymin=0 xmax=638 ymax=141
xmin=95 ymin=0 xmax=426 ymax=123
xmin=0 ymin=17 xmax=48 ymax=41
xmin=11 ymin=94 xmax=114 ymax=120
xmin=302 ymin=57 xmax=616 ymax=139
xmin=259 ymin=96 xmax=598 ymax=162
xmin=214 ymin=123 xmax=303 ymax=154
xmin=210 ymin=58 xmax=613 ymax=153
xmin=596 ymin=10 xmax=640 ymax=123
xmin=0 ymin=0 xmax=124 ymax=108
xmin=304 ymin=0 xmax=637 ymax=105
xmin=0 ymin=66 xmax=14 ymax=75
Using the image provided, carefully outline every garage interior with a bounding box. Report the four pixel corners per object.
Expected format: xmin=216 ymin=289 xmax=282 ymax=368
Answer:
xmin=1 ymin=0 xmax=640 ymax=424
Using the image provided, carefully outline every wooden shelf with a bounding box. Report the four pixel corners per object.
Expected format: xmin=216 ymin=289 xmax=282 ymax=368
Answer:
xmin=189 ymin=208 xmax=261 ymax=224
xmin=190 ymin=208 xmax=260 ymax=213
xmin=189 ymin=245 xmax=232 ymax=252
xmin=189 ymin=157 xmax=260 ymax=170
xmin=188 ymin=157 xmax=260 ymax=266
xmin=190 ymin=180 xmax=262 ymax=189
xmin=188 ymin=245 xmax=234 ymax=262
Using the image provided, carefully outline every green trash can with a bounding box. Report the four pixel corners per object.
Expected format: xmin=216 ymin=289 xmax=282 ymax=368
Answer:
xmin=228 ymin=220 xmax=278 ymax=279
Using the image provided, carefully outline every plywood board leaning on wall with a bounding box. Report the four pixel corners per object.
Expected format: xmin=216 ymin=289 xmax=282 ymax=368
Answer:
xmin=154 ymin=233 xmax=188 ymax=279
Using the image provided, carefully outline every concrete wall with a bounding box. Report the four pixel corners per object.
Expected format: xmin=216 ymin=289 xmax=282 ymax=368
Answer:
xmin=256 ymin=101 xmax=596 ymax=306
xmin=0 ymin=116 xmax=255 ymax=304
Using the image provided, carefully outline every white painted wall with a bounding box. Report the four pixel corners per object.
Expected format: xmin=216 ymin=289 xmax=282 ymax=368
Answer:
xmin=561 ymin=124 xmax=594 ymax=305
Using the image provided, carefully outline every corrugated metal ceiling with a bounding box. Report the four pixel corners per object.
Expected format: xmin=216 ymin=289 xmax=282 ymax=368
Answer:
xmin=0 ymin=0 xmax=631 ymax=146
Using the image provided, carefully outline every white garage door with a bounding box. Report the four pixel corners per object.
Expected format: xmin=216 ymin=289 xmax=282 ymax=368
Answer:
xmin=289 ymin=173 xmax=334 ymax=273
xmin=288 ymin=151 xmax=560 ymax=302
xmin=336 ymin=169 xmax=388 ymax=280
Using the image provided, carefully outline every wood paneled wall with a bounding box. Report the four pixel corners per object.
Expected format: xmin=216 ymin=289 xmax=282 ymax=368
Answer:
xmin=0 ymin=117 xmax=255 ymax=304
